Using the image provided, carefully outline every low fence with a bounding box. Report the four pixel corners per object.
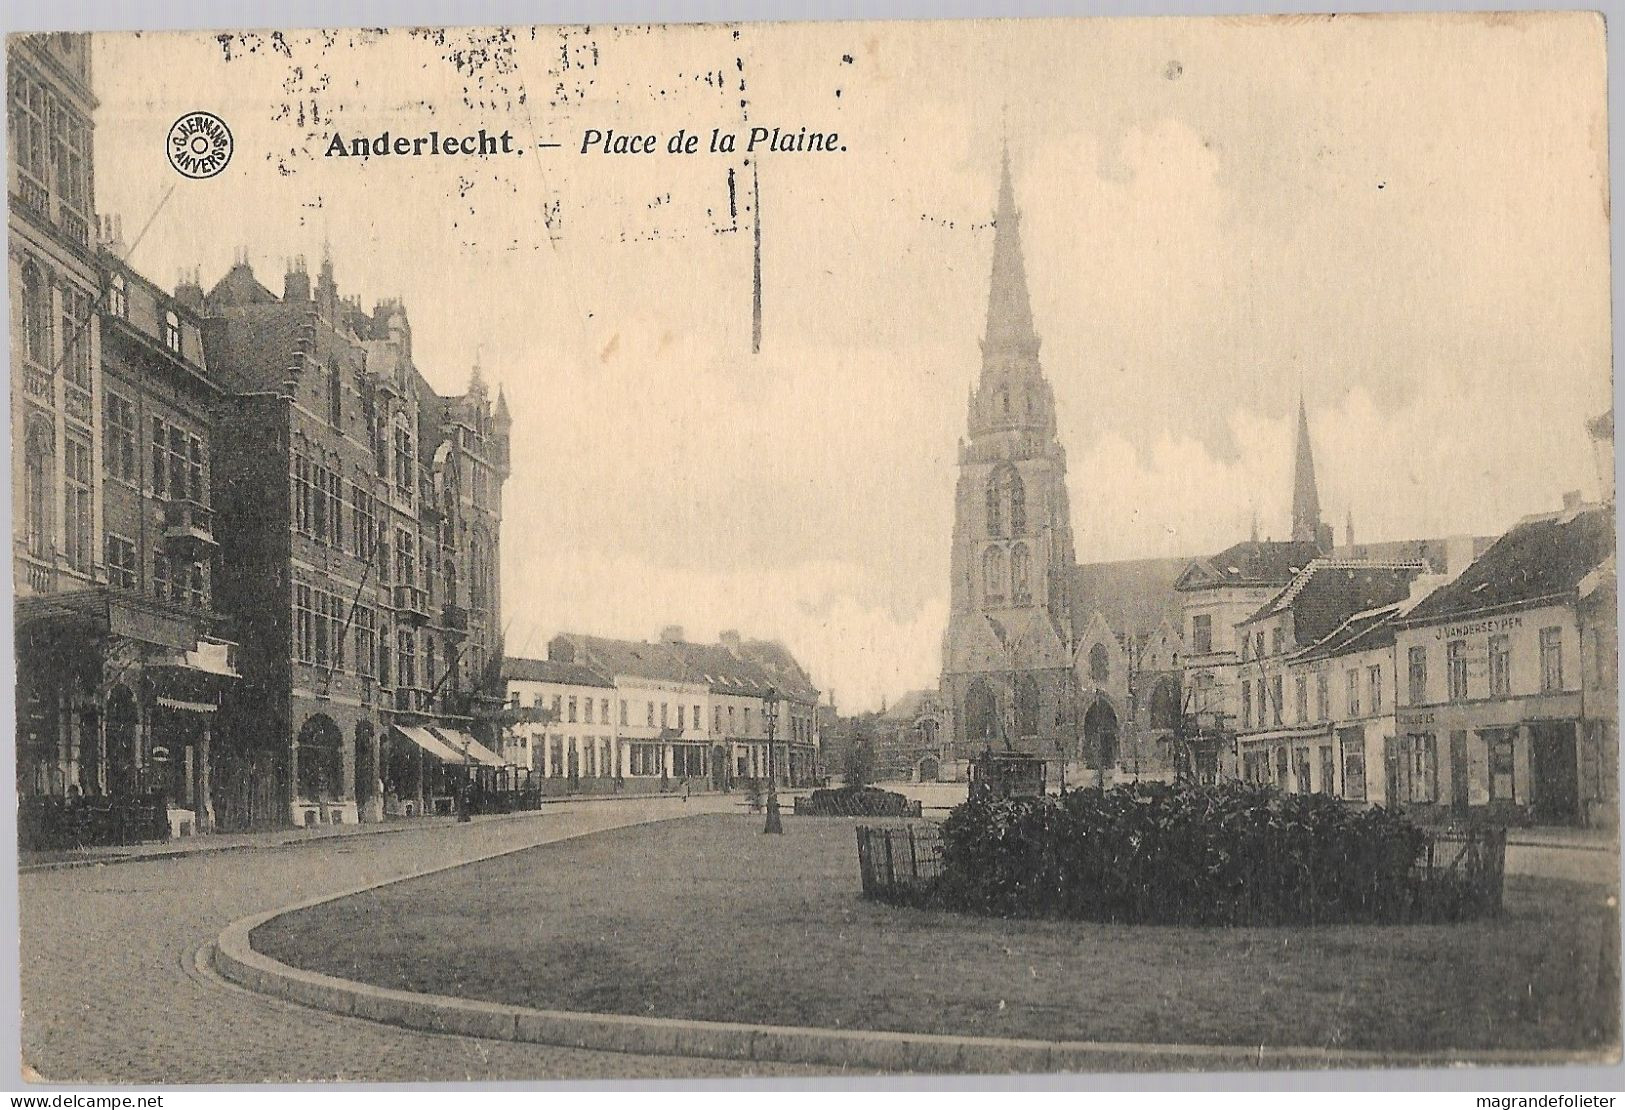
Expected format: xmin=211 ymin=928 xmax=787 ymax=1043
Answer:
xmin=855 ymin=824 xmax=943 ymax=905
xmin=855 ymin=822 xmax=1507 ymax=921
xmin=18 ymin=793 xmax=170 ymax=851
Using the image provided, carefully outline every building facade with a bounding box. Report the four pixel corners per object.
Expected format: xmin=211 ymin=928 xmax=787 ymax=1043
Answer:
xmin=204 ymin=254 xmax=509 ymax=828
xmin=499 ymin=657 xmax=614 ymax=789
xmin=1391 ymin=502 xmax=1614 ymax=826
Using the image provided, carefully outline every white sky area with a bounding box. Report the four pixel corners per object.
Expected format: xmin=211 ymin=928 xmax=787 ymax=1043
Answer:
xmin=90 ymin=15 xmax=1611 ymax=712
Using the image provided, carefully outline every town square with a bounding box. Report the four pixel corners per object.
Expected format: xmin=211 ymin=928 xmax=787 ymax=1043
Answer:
xmin=6 ymin=15 xmax=1620 ymax=1086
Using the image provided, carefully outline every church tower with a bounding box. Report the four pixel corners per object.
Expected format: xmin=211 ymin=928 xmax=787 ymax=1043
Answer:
xmin=1290 ymin=393 xmax=1333 ymax=552
xmin=941 ymin=150 xmax=1080 ymax=754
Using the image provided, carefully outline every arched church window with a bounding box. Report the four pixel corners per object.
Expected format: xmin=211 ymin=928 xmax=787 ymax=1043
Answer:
xmin=985 ymin=477 xmax=1002 ymax=537
xmin=1010 ymin=542 xmax=1031 ymax=603
xmin=1149 ymin=678 xmax=1180 ymax=731
xmin=982 ymin=546 xmax=1005 ymax=602
xmin=1016 ymin=674 xmax=1040 ymax=738
xmin=1009 ymin=472 xmax=1026 ymax=533
xmin=1089 ymin=642 xmax=1110 ymax=683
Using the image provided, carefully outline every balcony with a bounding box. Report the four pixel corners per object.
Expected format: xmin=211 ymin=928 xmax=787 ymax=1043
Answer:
xmin=162 ymin=499 xmax=217 ymax=561
xmin=16 ymin=176 xmax=48 ymax=221
xmin=59 ymin=208 xmax=89 ymax=250
xmin=393 ymin=685 xmax=432 ymax=714
xmin=393 ymin=583 xmax=432 ymax=627
xmin=440 ymin=602 xmax=469 ymax=640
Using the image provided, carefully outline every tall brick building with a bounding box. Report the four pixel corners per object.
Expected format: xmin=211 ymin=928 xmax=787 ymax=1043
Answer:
xmin=203 ymin=253 xmax=510 ymax=828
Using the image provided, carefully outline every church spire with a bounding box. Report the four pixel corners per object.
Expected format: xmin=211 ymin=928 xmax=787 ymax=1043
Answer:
xmin=1291 ymin=392 xmax=1324 ymax=546
xmin=982 ymin=145 xmax=1040 ymax=366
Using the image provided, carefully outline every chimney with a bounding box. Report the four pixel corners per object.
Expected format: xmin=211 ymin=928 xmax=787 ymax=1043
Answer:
xmin=175 ymin=266 xmax=204 ymax=313
xmin=659 ymin=625 xmax=685 ymax=645
xmin=1587 ymin=411 xmax=1614 ymax=503
xmin=284 ymin=255 xmax=309 ymax=302
xmin=97 ymin=214 xmax=128 ymax=259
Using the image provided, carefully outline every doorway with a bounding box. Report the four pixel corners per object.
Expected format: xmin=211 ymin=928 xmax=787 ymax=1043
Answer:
xmin=1530 ymin=720 xmax=1580 ymax=825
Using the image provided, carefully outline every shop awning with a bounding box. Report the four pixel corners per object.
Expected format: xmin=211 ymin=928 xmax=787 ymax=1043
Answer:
xmin=428 ymin=726 xmax=506 ymax=768
xmin=392 ymin=724 xmax=465 ymax=763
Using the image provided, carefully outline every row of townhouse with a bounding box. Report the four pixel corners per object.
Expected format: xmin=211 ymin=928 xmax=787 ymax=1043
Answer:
xmin=498 ymin=627 xmax=822 ymax=794
xmin=1230 ymin=498 xmax=1616 ymax=827
xmin=11 ymin=33 xmax=512 ymax=838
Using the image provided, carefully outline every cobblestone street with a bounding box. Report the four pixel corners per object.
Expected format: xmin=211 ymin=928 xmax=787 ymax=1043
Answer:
xmin=20 ymin=797 xmax=824 ymax=1084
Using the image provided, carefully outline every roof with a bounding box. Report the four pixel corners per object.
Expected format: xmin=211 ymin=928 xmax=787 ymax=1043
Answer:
xmin=1175 ymin=540 xmax=1323 ymax=592
xmin=660 ymin=640 xmax=777 ymax=697
xmin=1242 ymin=559 xmax=1425 ymax=647
xmin=1295 ymin=604 xmax=1403 ymax=663
xmin=735 ymin=638 xmax=820 ymax=702
xmin=501 ymin=656 xmax=613 ymax=688
xmin=1401 ymin=503 xmax=1615 ymax=625
xmin=563 ymin=634 xmax=701 ymax=685
xmin=1070 ymin=554 xmax=1192 ymax=637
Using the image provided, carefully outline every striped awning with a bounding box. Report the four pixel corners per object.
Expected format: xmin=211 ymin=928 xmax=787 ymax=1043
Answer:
xmin=428 ymin=726 xmax=506 ymax=768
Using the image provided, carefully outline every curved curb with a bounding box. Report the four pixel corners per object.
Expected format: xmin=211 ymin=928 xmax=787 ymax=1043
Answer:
xmin=212 ymin=824 xmax=1616 ymax=1076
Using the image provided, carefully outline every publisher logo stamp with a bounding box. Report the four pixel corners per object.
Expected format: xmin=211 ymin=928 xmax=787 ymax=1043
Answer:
xmin=167 ymin=112 xmax=233 ymax=179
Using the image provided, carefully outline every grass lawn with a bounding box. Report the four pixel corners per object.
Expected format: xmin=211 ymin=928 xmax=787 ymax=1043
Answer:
xmin=253 ymin=813 xmax=1619 ymax=1055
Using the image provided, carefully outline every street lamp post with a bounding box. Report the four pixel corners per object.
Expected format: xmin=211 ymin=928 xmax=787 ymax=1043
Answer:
xmin=763 ymin=686 xmax=783 ymax=834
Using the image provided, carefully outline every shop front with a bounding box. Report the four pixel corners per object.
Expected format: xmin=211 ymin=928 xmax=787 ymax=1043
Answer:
xmin=1393 ymin=691 xmax=1585 ymax=826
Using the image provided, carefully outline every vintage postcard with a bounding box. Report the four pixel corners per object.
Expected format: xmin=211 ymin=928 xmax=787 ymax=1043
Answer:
xmin=8 ymin=11 xmax=1618 ymax=1087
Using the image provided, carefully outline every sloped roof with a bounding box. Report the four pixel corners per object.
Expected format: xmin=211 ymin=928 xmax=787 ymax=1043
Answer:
xmin=1175 ymin=540 xmax=1323 ymax=592
xmin=205 ymin=262 xmax=280 ymax=308
xmin=1244 ymin=559 xmax=1425 ymax=647
xmin=1295 ymin=604 xmax=1403 ymax=663
xmin=736 ymin=638 xmax=820 ymax=702
xmin=661 ymin=640 xmax=777 ymax=697
xmin=1070 ymin=554 xmax=1191 ymax=638
xmin=1401 ymin=504 xmax=1615 ymax=625
xmin=564 ymin=634 xmax=700 ymax=685
xmin=501 ymin=656 xmax=613 ymax=688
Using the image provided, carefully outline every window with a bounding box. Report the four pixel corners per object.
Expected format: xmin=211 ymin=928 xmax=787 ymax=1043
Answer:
xmin=20 ymin=261 xmax=50 ymax=365
xmin=53 ymin=99 xmax=89 ymax=218
xmin=1315 ymin=673 xmax=1328 ymax=722
xmin=397 ymin=628 xmax=417 ymax=689
xmin=162 ymin=309 xmax=181 ymax=353
xmin=10 ymin=72 xmax=49 ymax=190
xmin=604 ymin=699 xmax=612 ymax=724
xmin=328 ymin=361 xmax=343 ymax=427
xmin=106 ymin=535 xmax=136 ymax=590
xmin=396 ymin=527 xmax=415 ymax=586
xmin=1241 ymin=681 xmax=1253 ymax=729
xmin=1271 ymin=676 xmax=1283 ymax=726
xmin=62 ymin=436 xmax=91 ymax=571
xmin=294 ymin=584 xmax=314 ymax=664
xmin=107 ymin=272 xmax=127 ymax=318
xmin=1254 ymin=631 xmax=1265 ymax=660
xmin=351 ymin=484 xmax=376 ymax=561
xmin=23 ymin=421 xmax=51 ymax=559
xmin=1293 ymin=746 xmax=1311 ymax=793
xmin=313 ymin=592 xmax=332 ymax=669
xmin=1540 ymin=627 xmax=1564 ymax=692
xmin=661 ymin=703 xmax=669 ymax=728
xmin=1271 ymin=627 xmax=1284 ymax=656
xmin=1295 ymin=676 xmax=1308 ymax=723
xmin=1447 ymin=639 xmax=1468 ymax=701
xmin=1089 ymin=643 xmax=1109 ymax=682
xmin=1486 ymin=728 xmax=1516 ymax=801
xmin=568 ymin=696 xmax=577 ymax=723
xmin=552 ymin=695 xmax=562 ymax=718
xmin=61 ymin=286 xmax=90 ymax=388
xmin=1010 ymin=543 xmax=1031 ymax=603
xmin=620 ymin=699 xmax=628 ymax=726
xmin=1489 ymin=634 xmax=1511 ymax=697
xmin=1408 ymin=646 xmax=1428 ymax=704
xmin=692 ymin=704 xmax=700 ymax=729
xmin=1191 ymin=614 xmax=1212 ymax=655
xmin=354 ymin=606 xmax=375 ymax=679
xmin=1410 ymin=733 xmax=1438 ymax=803
xmin=982 ymin=546 xmax=1005 ymax=601
xmin=584 ymin=698 xmax=594 ymax=724
xmin=1367 ymin=665 xmax=1383 ymax=714
xmin=393 ymin=421 xmax=414 ymax=495
xmin=1320 ymin=746 xmax=1336 ymax=795
xmin=647 ymin=701 xmax=655 ymax=728
xmin=103 ymin=395 xmax=136 ymax=482
xmin=1340 ymin=729 xmax=1367 ymax=801
xmin=676 ymin=705 xmax=685 ymax=730
xmin=714 ymin=706 xmax=723 ymax=733
xmin=1346 ymin=668 xmax=1361 ymax=717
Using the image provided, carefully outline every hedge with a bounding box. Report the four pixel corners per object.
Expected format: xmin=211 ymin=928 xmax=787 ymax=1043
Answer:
xmin=936 ymin=782 xmax=1433 ymax=926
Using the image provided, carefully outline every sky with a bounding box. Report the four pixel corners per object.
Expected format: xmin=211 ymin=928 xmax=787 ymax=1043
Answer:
xmin=89 ymin=14 xmax=1612 ymax=712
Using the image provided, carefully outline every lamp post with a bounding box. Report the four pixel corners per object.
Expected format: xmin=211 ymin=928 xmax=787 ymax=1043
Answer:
xmin=763 ymin=686 xmax=783 ymax=834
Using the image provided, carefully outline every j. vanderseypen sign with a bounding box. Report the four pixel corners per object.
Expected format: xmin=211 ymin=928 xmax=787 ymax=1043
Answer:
xmin=5 ymin=12 xmax=1618 ymax=1092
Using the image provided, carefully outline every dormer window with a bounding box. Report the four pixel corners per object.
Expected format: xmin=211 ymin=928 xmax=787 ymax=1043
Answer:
xmin=163 ymin=309 xmax=181 ymax=353
xmin=108 ymin=272 xmax=127 ymax=318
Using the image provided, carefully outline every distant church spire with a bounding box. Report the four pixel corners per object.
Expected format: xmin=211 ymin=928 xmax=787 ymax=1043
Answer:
xmin=982 ymin=145 xmax=1040 ymax=367
xmin=1291 ymin=392 xmax=1324 ymax=547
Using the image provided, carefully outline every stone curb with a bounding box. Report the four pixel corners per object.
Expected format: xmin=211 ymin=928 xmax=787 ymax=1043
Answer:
xmin=209 ymin=815 xmax=1617 ymax=1076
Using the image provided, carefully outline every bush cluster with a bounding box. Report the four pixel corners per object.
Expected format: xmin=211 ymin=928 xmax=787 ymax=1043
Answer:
xmin=800 ymin=785 xmax=921 ymax=818
xmin=936 ymin=782 xmax=1431 ymax=925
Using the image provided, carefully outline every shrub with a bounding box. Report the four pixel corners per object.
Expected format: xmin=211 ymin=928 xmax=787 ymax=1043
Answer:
xmin=936 ymin=782 xmax=1434 ymax=926
xmin=799 ymin=785 xmax=921 ymax=818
